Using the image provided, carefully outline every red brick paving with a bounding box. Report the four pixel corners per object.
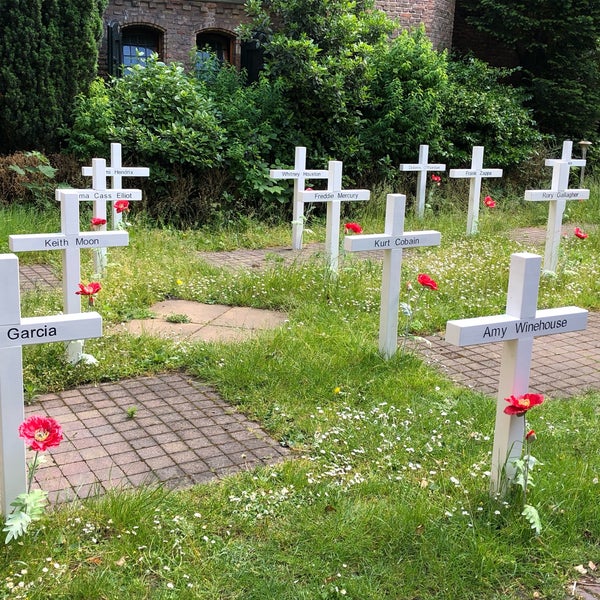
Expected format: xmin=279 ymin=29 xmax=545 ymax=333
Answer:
xmin=28 ymin=374 xmax=290 ymax=504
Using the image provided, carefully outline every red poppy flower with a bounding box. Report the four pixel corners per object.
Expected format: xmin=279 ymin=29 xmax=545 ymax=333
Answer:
xmin=431 ymin=174 xmax=441 ymax=185
xmin=305 ymin=187 xmax=313 ymax=191
xmin=114 ymin=200 xmax=130 ymax=213
xmin=76 ymin=282 xmax=101 ymax=296
xmin=484 ymin=196 xmax=496 ymax=208
xmin=345 ymin=222 xmax=363 ymax=234
xmin=417 ymin=273 xmax=438 ymax=290
xmin=503 ymin=393 xmax=544 ymax=416
xmin=19 ymin=416 xmax=63 ymax=452
xmin=91 ymin=217 xmax=107 ymax=227
xmin=76 ymin=282 xmax=101 ymax=306
xmin=574 ymin=227 xmax=588 ymax=239
xmin=525 ymin=429 xmax=537 ymax=441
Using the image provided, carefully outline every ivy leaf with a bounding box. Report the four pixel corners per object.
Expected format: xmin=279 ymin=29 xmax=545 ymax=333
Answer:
xmin=522 ymin=504 xmax=542 ymax=535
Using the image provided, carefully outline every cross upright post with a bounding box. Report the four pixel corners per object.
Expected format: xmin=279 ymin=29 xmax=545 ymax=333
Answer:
xmin=524 ymin=140 xmax=589 ymax=273
xmin=445 ymin=252 xmax=588 ymax=494
xmin=449 ymin=146 xmax=503 ymax=234
xmin=269 ymin=147 xmax=329 ymax=250
xmin=398 ymin=145 xmax=446 ymax=219
xmin=298 ymin=161 xmax=370 ymax=273
xmin=344 ymin=194 xmax=441 ymax=358
xmin=0 ymin=254 xmax=102 ymax=515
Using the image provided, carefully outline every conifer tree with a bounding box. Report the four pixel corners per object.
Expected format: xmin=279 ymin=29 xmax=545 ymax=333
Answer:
xmin=458 ymin=0 xmax=600 ymax=138
xmin=0 ymin=0 xmax=107 ymax=153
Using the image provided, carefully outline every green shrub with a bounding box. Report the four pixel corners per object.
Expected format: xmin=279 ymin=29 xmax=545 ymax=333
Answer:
xmin=361 ymin=28 xmax=448 ymax=180
xmin=439 ymin=56 xmax=542 ymax=168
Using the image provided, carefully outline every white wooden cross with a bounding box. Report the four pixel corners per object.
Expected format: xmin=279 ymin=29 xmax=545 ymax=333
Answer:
xmin=344 ymin=194 xmax=441 ymax=358
xmin=269 ymin=147 xmax=329 ymax=250
xmin=298 ymin=161 xmax=370 ymax=272
xmin=0 ymin=253 xmax=102 ymax=516
xmin=445 ymin=252 xmax=588 ymax=494
xmin=9 ymin=191 xmax=128 ymax=363
xmin=398 ymin=145 xmax=446 ymax=219
xmin=79 ymin=157 xmax=143 ymax=274
xmin=449 ymin=146 xmax=503 ymax=234
xmin=82 ymin=144 xmax=149 ymax=230
xmin=524 ymin=140 xmax=589 ymax=273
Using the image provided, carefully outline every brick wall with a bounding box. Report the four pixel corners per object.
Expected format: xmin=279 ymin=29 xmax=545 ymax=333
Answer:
xmin=375 ymin=0 xmax=456 ymax=50
xmin=101 ymin=0 xmax=250 ymax=71
xmin=100 ymin=0 xmax=456 ymax=73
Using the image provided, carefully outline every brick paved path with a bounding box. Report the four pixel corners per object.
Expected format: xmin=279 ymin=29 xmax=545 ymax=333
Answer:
xmin=30 ymin=374 xmax=290 ymax=503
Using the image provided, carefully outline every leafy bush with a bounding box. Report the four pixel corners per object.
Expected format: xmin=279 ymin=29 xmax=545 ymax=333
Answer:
xmin=360 ymin=28 xmax=448 ymax=180
xmin=65 ymin=13 xmax=543 ymax=225
xmin=438 ymin=57 xmax=542 ymax=168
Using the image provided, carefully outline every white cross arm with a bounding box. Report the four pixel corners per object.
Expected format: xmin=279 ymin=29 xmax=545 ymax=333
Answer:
xmin=344 ymin=231 xmax=441 ymax=252
xmin=269 ymin=169 xmax=329 ymax=179
xmin=399 ymin=163 xmax=446 ymax=172
xmin=56 ymin=189 xmax=142 ymax=201
xmin=0 ymin=312 xmax=102 ymax=349
xmin=524 ymin=189 xmax=589 ymax=202
xmin=545 ymin=159 xmax=586 ymax=168
xmin=82 ymin=166 xmax=150 ymax=177
xmin=9 ymin=231 xmax=129 ymax=252
xmin=298 ymin=190 xmax=370 ymax=203
xmin=445 ymin=306 xmax=588 ymax=346
xmin=449 ymin=168 xmax=503 ymax=178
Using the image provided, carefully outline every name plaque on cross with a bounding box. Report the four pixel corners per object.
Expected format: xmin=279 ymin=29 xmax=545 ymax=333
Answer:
xmin=0 ymin=254 xmax=102 ymax=516
xmin=298 ymin=161 xmax=370 ymax=273
xmin=449 ymin=146 xmax=502 ymax=234
xmin=270 ymin=147 xmax=329 ymax=250
xmin=524 ymin=140 xmax=589 ymax=273
xmin=398 ymin=145 xmax=446 ymax=219
xmin=344 ymin=194 xmax=441 ymax=358
xmin=445 ymin=252 xmax=588 ymax=494
xmin=62 ymin=189 xmax=143 ymax=202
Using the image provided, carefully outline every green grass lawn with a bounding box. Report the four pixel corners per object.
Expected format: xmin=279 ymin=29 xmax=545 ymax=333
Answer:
xmin=0 ymin=184 xmax=599 ymax=599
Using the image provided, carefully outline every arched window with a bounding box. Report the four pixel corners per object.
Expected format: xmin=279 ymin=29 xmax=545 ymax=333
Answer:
xmin=196 ymin=32 xmax=232 ymax=66
xmin=122 ymin=26 xmax=162 ymax=67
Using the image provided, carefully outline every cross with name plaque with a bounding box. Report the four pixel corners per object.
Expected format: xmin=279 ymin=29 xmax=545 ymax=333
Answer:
xmin=79 ymin=157 xmax=142 ymax=274
xmin=449 ymin=146 xmax=503 ymax=234
xmin=524 ymin=140 xmax=589 ymax=273
xmin=398 ymin=145 xmax=446 ymax=219
xmin=344 ymin=194 xmax=441 ymax=358
xmin=9 ymin=191 xmax=128 ymax=363
xmin=0 ymin=253 xmax=102 ymax=516
xmin=298 ymin=161 xmax=370 ymax=272
xmin=82 ymin=143 xmax=149 ymax=229
xmin=269 ymin=147 xmax=329 ymax=250
xmin=445 ymin=252 xmax=588 ymax=494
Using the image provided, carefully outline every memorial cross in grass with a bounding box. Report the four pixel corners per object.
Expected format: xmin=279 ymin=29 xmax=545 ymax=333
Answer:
xmin=269 ymin=147 xmax=329 ymax=250
xmin=9 ymin=191 xmax=128 ymax=363
xmin=445 ymin=252 xmax=588 ymax=494
xmin=82 ymin=144 xmax=149 ymax=230
xmin=298 ymin=161 xmax=370 ymax=273
xmin=343 ymin=194 xmax=441 ymax=358
xmin=0 ymin=253 xmax=102 ymax=515
xmin=449 ymin=146 xmax=503 ymax=234
xmin=398 ymin=145 xmax=446 ymax=219
xmin=79 ymin=157 xmax=143 ymax=274
xmin=524 ymin=140 xmax=589 ymax=273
